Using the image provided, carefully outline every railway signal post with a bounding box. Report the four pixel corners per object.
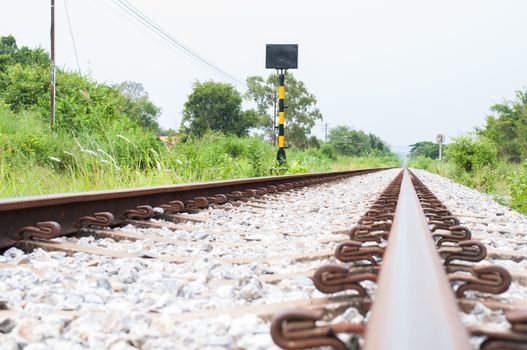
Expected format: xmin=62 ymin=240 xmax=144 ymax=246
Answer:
xmin=265 ymin=44 xmax=298 ymax=164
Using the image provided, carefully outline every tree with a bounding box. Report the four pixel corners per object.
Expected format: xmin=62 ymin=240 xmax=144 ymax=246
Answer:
xmin=409 ymin=141 xmax=439 ymax=159
xmin=182 ymin=81 xmax=257 ymax=137
xmin=478 ymin=89 xmax=527 ymax=162
xmin=0 ymin=35 xmax=161 ymax=134
xmin=117 ymin=81 xmax=160 ymax=131
xmin=245 ymin=72 xmax=322 ymax=148
xmin=0 ymin=63 xmax=49 ymax=112
xmin=446 ymin=135 xmax=497 ymax=172
xmin=327 ymin=125 xmax=390 ymax=156
xmin=0 ymin=35 xmax=49 ymax=73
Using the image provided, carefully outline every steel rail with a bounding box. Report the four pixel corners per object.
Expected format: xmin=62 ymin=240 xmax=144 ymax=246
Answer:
xmin=0 ymin=168 xmax=388 ymax=248
xmin=364 ymin=169 xmax=471 ymax=350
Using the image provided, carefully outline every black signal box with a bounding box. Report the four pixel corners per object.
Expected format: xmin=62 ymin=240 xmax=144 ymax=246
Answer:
xmin=266 ymin=44 xmax=298 ymax=69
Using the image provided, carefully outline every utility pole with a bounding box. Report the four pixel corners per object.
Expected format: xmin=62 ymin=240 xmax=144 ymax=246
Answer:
xmin=324 ymin=122 xmax=328 ymax=143
xmin=50 ymin=0 xmax=56 ymax=131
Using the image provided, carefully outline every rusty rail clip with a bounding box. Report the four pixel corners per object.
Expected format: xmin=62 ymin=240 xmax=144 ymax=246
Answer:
xmin=312 ymin=265 xmax=377 ymax=296
xmin=124 ymin=205 xmax=155 ymax=220
xmin=471 ymin=309 xmax=527 ymax=349
xmin=160 ymin=200 xmax=185 ymax=214
xmin=428 ymin=216 xmax=461 ymax=230
xmin=335 ymin=240 xmax=384 ymax=266
xmin=432 ymin=225 xmax=472 ymax=246
xmin=76 ymin=212 xmax=114 ymax=228
xmin=439 ymin=240 xmax=487 ymax=265
xmin=271 ymin=309 xmax=364 ymax=350
xmin=16 ymin=221 xmax=62 ymax=240
xmin=348 ymin=224 xmax=388 ymax=243
xmin=449 ymin=265 xmax=511 ymax=298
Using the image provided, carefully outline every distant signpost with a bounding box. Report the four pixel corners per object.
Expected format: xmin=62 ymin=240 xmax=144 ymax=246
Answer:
xmin=266 ymin=44 xmax=298 ymax=164
xmin=436 ymin=134 xmax=445 ymax=160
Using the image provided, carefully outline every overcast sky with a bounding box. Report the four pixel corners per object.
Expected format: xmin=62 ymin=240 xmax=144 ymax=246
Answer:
xmin=2 ymin=0 xmax=527 ymax=150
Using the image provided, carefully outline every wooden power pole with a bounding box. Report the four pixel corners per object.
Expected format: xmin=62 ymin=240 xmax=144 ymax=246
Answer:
xmin=50 ymin=0 xmax=56 ymax=131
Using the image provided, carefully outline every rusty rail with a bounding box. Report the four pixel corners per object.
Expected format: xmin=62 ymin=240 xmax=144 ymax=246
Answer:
xmin=363 ymin=170 xmax=471 ymax=349
xmin=0 ymin=168 xmax=387 ymax=249
xmin=271 ymin=169 xmax=518 ymax=349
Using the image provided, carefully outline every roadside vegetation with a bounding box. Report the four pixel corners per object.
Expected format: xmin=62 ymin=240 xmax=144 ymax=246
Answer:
xmin=408 ymin=90 xmax=527 ymax=213
xmin=0 ymin=35 xmax=399 ymax=198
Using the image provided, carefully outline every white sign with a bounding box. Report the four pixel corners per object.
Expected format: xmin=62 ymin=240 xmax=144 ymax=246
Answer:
xmin=436 ymin=134 xmax=445 ymax=144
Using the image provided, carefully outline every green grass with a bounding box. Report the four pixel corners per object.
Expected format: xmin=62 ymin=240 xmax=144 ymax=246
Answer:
xmin=408 ymin=155 xmax=527 ymax=213
xmin=0 ymin=107 xmax=400 ymax=198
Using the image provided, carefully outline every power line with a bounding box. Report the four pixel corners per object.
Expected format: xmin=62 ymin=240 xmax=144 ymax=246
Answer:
xmin=93 ymin=0 xmax=168 ymax=48
xmin=108 ymin=0 xmax=246 ymax=88
xmin=115 ymin=0 xmax=246 ymax=87
xmin=64 ymin=0 xmax=81 ymax=74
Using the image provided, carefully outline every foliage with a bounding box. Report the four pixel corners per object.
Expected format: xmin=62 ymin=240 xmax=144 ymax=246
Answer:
xmin=0 ymin=35 xmax=160 ymax=133
xmin=245 ymin=73 xmax=322 ymax=148
xmin=408 ymin=156 xmax=446 ymax=175
xmin=182 ymin=81 xmax=257 ymax=137
xmin=320 ymin=143 xmax=337 ymax=160
xmin=117 ymin=81 xmax=161 ymax=131
xmin=445 ymin=135 xmax=497 ymax=173
xmin=478 ymin=89 xmax=527 ymax=162
xmin=247 ymin=141 xmax=266 ymax=177
xmin=0 ymin=107 xmax=399 ymax=197
xmin=409 ymin=141 xmax=439 ymax=159
xmin=0 ymin=35 xmax=400 ymax=199
xmin=408 ymin=89 xmax=527 ymax=213
xmin=507 ymin=162 xmax=527 ymax=213
xmin=327 ymin=125 xmax=391 ymax=156
xmin=0 ymin=35 xmax=50 ymax=73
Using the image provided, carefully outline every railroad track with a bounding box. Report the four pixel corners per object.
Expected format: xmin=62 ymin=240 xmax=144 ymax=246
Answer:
xmin=271 ymin=169 xmax=527 ymax=350
xmin=0 ymin=168 xmax=526 ymax=349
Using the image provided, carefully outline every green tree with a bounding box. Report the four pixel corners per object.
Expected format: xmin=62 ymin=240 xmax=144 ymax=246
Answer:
xmin=0 ymin=35 xmax=49 ymax=73
xmin=409 ymin=141 xmax=439 ymax=159
xmin=446 ymin=135 xmax=497 ymax=172
xmin=0 ymin=35 xmax=161 ymax=134
xmin=0 ymin=63 xmax=49 ymax=112
xmin=328 ymin=125 xmax=390 ymax=156
xmin=182 ymin=80 xmax=256 ymax=137
xmin=117 ymin=81 xmax=161 ymax=131
xmin=478 ymin=90 xmax=527 ymax=162
xmin=245 ymin=72 xmax=322 ymax=148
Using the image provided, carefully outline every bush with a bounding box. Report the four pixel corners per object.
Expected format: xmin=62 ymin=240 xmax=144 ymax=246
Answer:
xmin=507 ymin=162 xmax=527 ymax=213
xmin=408 ymin=156 xmax=439 ymax=172
xmin=443 ymin=135 xmax=499 ymax=192
xmin=320 ymin=143 xmax=337 ymax=160
xmin=446 ymin=135 xmax=497 ymax=173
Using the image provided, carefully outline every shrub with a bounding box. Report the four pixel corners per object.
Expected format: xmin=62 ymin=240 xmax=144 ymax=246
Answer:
xmin=507 ymin=162 xmax=527 ymax=213
xmin=446 ymin=135 xmax=497 ymax=173
xmin=320 ymin=143 xmax=337 ymax=160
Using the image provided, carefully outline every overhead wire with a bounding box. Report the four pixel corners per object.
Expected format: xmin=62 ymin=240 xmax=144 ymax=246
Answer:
xmin=109 ymin=0 xmax=246 ymax=88
xmin=93 ymin=0 xmax=170 ymax=49
xmin=63 ymin=0 xmax=82 ymax=74
xmin=114 ymin=0 xmax=246 ymax=87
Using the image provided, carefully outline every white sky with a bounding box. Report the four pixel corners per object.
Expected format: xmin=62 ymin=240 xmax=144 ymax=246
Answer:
xmin=1 ymin=0 xmax=527 ymax=150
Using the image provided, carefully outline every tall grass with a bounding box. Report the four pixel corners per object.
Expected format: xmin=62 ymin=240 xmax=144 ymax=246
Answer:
xmin=408 ymin=155 xmax=527 ymax=211
xmin=0 ymin=107 xmax=400 ymax=198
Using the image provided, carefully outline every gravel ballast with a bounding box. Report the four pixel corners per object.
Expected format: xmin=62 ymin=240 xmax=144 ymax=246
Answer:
xmin=1 ymin=168 xmax=525 ymax=349
xmin=0 ymin=170 xmax=399 ymax=349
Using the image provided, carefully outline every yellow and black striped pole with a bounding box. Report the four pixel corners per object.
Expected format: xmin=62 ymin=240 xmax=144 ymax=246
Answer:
xmin=277 ymin=71 xmax=286 ymax=164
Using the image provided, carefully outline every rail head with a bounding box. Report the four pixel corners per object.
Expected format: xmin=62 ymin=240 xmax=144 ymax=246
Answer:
xmin=364 ymin=170 xmax=471 ymax=350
